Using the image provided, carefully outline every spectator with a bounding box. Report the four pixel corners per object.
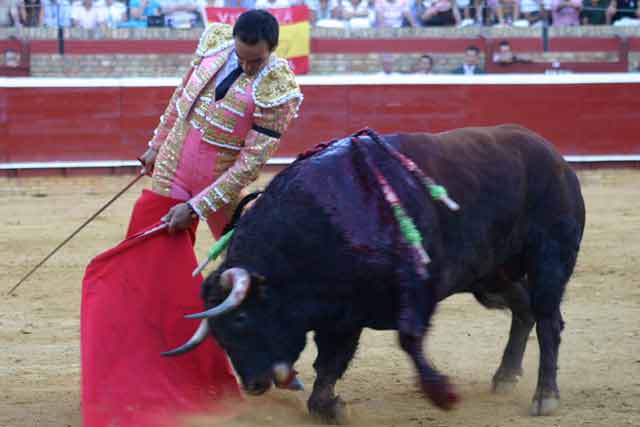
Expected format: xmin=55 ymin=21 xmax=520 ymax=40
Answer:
xmin=414 ymin=53 xmax=434 ymax=73
xmin=606 ymin=0 xmax=639 ymax=24
xmin=489 ymin=0 xmax=521 ymax=24
xmin=71 ymin=0 xmax=104 ymax=29
xmin=161 ymin=0 xmax=206 ymax=28
xmin=255 ymin=0 xmax=291 ymax=7
xmin=377 ymin=53 xmax=403 ymax=75
xmin=126 ymin=0 xmax=162 ymax=27
xmin=223 ymin=0 xmax=256 ymax=6
xmin=581 ymin=0 xmax=608 ymax=23
xmin=0 ymin=0 xmax=21 ymax=26
xmin=339 ymin=0 xmax=372 ymax=27
xmin=456 ymin=0 xmax=477 ymax=25
xmin=493 ymin=39 xmax=515 ymax=63
xmin=375 ymin=0 xmax=415 ymax=27
xmin=416 ymin=0 xmax=461 ymax=26
xmin=20 ymin=0 xmax=42 ymax=26
xmin=42 ymin=0 xmax=71 ymax=27
xmin=551 ymin=0 xmax=581 ymax=25
xmin=97 ymin=0 xmax=125 ymax=27
xmin=520 ymin=0 xmax=545 ymax=24
xmin=451 ymin=45 xmax=485 ymax=74
xmin=3 ymin=47 xmax=19 ymax=66
xmin=307 ymin=0 xmax=343 ymax=26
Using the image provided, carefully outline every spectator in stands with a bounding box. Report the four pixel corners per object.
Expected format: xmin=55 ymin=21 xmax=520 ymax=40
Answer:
xmin=223 ymin=0 xmax=256 ymax=7
xmin=606 ymin=0 xmax=639 ymax=24
xmin=307 ymin=0 xmax=344 ymax=27
xmin=20 ymin=0 xmax=42 ymax=26
xmin=415 ymin=0 xmax=461 ymax=26
xmin=520 ymin=0 xmax=546 ymax=25
xmin=492 ymin=39 xmax=515 ymax=63
xmin=71 ymin=0 xmax=105 ymax=29
xmin=377 ymin=53 xmax=403 ymax=74
xmin=414 ymin=53 xmax=434 ymax=73
xmin=98 ymin=0 xmax=126 ymax=27
xmin=127 ymin=0 xmax=162 ymax=27
xmin=161 ymin=0 xmax=206 ymax=28
xmin=456 ymin=0 xmax=477 ymax=25
xmin=489 ymin=0 xmax=521 ymax=25
xmin=42 ymin=0 xmax=71 ymax=27
xmin=255 ymin=0 xmax=291 ymax=8
xmin=339 ymin=0 xmax=372 ymax=27
xmin=581 ymin=0 xmax=608 ymax=23
xmin=375 ymin=0 xmax=415 ymax=27
xmin=451 ymin=45 xmax=484 ymax=74
xmin=3 ymin=47 xmax=19 ymax=66
xmin=0 ymin=0 xmax=21 ymax=26
xmin=551 ymin=0 xmax=581 ymax=25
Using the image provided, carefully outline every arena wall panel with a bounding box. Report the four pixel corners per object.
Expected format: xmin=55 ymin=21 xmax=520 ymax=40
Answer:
xmin=1 ymin=75 xmax=639 ymax=168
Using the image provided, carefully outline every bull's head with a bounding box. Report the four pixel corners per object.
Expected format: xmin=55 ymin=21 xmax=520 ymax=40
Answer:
xmin=162 ymin=267 xmax=307 ymax=395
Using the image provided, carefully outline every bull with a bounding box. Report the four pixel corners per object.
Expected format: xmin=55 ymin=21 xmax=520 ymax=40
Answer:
xmin=164 ymin=125 xmax=585 ymax=422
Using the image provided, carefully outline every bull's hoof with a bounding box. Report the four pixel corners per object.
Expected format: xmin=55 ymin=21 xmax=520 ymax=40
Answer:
xmin=308 ymin=396 xmax=349 ymax=425
xmin=491 ymin=368 xmax=521 ymax=394
xmin=530 ymin=389 xmax=560 ymax=416
xmin=421 ymin=375 xmax=459 ymax=410
xmin=492 ymin=378 xmax=518 ymax=394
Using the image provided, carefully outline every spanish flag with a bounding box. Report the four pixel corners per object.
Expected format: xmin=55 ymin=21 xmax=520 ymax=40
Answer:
xmin=205 ymin=6 xmax=311 ymax=75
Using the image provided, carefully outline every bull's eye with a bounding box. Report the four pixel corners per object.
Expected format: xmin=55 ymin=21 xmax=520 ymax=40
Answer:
xmin=233 ymin=312 xmax=248 ymax=328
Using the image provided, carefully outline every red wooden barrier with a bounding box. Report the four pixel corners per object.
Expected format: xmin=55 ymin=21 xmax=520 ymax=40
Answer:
xmin=1 ymin=76 xmax=639 ymax=168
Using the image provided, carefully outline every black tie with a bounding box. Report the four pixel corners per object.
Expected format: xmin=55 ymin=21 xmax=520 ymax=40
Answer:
xmin=215 ymin=65 xmax=243 ymax=102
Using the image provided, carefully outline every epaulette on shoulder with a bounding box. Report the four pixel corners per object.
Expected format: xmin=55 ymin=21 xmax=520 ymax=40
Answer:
xmin=196 ymin=23 xmax=234 ymax=57
xmin=252 ymin=58 xmax=303 ymax=109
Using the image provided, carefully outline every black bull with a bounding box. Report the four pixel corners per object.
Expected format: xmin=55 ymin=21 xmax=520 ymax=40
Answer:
xmin=166 ymin=124 xmax=585 ymax=421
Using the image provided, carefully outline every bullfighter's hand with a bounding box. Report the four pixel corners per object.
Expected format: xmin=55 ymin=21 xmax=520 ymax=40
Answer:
xmin=162 ymin=203 xmax=197 ymax=234
xmin=138 ymin=147 xmax=158 ymax=176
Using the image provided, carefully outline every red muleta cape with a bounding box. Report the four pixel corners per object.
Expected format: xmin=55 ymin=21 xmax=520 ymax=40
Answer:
xmin=81 ymin=189 xmax=240 ymax=427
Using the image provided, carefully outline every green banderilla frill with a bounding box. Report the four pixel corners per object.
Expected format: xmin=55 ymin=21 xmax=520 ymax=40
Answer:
xmin=192 ymin=229 xmax=235 ymax=277
xmin=392 ymin=205 xmax=430 ymax=265
xmin=424 ymin=181 xmax=460 ymax=211
xmin=207 ymin=229 xmax=235 ymax=260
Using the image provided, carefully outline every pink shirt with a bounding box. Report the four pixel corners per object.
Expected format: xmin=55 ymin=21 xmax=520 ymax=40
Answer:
xmin=551 ymin=0 xmax=581 ymax=26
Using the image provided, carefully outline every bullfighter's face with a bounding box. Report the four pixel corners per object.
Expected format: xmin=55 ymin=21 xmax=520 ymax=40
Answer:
xmin=202 ymin=268 xmax=307 ymax=395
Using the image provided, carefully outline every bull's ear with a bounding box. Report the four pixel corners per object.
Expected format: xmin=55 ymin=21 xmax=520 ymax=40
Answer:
xmin=250 ymin=272 xmax=269 ymax=299
xmin=251 ymin=272 xmax=266 ymax=285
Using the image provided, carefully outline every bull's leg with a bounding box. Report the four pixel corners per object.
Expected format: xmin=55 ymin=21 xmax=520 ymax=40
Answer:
xmin=531 ymin=308 xmax=564 ymax=416
xmin=491 ymin=281 xmax=535 ymax=393
xmin=397 ymin=273 xmax=458 ymax=410
xmin=308 ymin=328 xmax=362 ymax=424
xmin=527 ymin=222 xmax=579 ymax=416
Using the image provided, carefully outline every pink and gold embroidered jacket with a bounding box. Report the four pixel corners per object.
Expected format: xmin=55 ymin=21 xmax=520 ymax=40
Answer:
xmin=148 ymin=23 xmax=303 ymax=219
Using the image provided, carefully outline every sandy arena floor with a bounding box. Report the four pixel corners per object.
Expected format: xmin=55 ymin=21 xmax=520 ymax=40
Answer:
xmin=1 ymin=169 xmax=639 ymax=427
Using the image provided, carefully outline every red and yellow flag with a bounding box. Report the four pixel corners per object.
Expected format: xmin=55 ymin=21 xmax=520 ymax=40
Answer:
xmin=205 ymin=6 xmax=311 ymax=75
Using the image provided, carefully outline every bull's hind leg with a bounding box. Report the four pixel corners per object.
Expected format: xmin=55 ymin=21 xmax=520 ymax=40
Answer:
xmin=490 ymin=281 xmax=535 ymax=393
xmin=308 ymin=328 xmax=362 ymax=424
xmin=528 ymin=220 xmax=580 ymax=416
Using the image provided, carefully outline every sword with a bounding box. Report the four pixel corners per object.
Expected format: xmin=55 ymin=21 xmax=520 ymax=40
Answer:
xmin=7 ymin=169 xmax=147 ymax=296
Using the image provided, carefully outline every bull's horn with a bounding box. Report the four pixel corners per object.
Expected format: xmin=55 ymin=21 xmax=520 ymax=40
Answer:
xmin=161 ymin=319 xmax=209 ymax=357
xmin=185 ymin=267 xmax=250 ymax=320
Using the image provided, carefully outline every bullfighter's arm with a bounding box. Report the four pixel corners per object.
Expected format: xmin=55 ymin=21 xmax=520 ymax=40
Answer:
xmin=146 ymin=57 xmax=199 ymax=151
xmin=188 ymin=98 xmax=300 ymax=219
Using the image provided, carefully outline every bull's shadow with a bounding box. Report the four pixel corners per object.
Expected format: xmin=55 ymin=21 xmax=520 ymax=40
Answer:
xmin=165 ymin=125 xmax=585 ymax=423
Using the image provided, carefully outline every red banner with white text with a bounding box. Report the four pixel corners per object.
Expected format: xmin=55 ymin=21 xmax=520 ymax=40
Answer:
xmin=205 ymin=6 xmax=310 ymax=75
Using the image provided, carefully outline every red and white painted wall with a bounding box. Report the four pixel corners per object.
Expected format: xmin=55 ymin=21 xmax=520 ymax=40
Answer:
xmin=1 ymin=74 xmax=639 ymax=175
